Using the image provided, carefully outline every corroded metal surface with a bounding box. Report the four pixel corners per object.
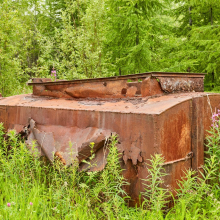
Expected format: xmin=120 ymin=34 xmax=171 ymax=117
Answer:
xmin=25 ymin=118 xmax=111 ymax=166
xmin=0 ymin=91 xmax=220 ymax=206
xmin=29 ymin=72 xmax=206 ymax=99
xmin=158 ymin=77 xmax=204 ymax=93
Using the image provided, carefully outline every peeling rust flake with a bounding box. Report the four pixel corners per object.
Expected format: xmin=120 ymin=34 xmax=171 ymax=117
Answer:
xmin=25 ymin=118 xmax=111 ymax=170
xmin=158 ymin=77 xmax=204 ymax=93
xmin=123 ymin=146 xmax=143 ymax=165
xmin=26 ymin=119 xmax=55 ymax=161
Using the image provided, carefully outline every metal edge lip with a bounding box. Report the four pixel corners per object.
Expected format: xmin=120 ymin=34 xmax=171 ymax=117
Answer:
xmin=152 ymin=72 xmax=206 ymax=78
xmin=28 ymin=72 xmax=207 ymax=86
xmin=28 ymin=72 xmax=151 ymax=86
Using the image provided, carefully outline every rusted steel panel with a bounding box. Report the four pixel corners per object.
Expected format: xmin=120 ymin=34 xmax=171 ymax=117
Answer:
xmin=25 ymin=118 xmax=112 ymax=165
xmin=0 ymin=106 xmax=7 ymax=129
xmin=158 ymin=77 xmax=204 ymax=93
xmin=158 ymin=101 xmax=192 ymax=162
xmin=141 ymin=78 xmax=163 ymax=97
xmin=154 ymin=100 xmax=192 ymax=193
xmin=65 ymin=80 xmax=128 ymax=98
xmin=191 ymin=97 xmax=204 ymax=172
xmin=29 ymin=72 xmax=206 ymax=99
xmin=163 ymin=159 xmax=192 ymax=192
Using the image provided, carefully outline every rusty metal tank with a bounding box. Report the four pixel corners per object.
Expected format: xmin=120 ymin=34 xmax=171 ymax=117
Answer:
xmin=0 ymin=72 xmax=219 ymax=206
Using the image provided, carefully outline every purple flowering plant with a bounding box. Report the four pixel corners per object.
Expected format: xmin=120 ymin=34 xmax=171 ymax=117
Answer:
xmin=51 ymin=67 xmax=57 ymax=81
xmin=211 ymin=109 xmax=220 ymax=129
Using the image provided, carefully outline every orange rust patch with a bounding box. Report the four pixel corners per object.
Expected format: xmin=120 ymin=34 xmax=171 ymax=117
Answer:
xmin=55 ymin=152 xmax=66 ymax=165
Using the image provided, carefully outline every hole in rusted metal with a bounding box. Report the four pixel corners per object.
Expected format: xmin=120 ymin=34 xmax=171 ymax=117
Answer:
xmin=103 ymin=82 xmax=107 ymax=86
xmin=121 ymin=88 xmax=127 ymax=95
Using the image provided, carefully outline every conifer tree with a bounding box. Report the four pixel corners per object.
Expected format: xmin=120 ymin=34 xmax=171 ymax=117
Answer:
xmin=104 ymin=0 xmax=165 ymax=75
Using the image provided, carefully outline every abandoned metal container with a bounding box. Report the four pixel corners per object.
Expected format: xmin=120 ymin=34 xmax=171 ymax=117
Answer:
xmin=0 ymin=72 xmax=219 ymax=205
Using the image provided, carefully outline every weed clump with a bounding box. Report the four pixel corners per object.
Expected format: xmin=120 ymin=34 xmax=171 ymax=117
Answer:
xmin=0 ymin=127 xmax=129 ymax=219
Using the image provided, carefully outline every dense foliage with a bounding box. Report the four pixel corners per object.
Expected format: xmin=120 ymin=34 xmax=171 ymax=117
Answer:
xmin=0 ymin=0 xmax=220 ymax=96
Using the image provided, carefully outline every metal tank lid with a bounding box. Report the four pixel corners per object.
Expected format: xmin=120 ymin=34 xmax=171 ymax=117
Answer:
xmin=28 ymin=72 xmax=207 ymax=99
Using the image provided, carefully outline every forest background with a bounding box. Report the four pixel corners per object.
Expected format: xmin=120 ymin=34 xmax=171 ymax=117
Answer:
xmin=0 ymin=0 xmax=219 ymax=97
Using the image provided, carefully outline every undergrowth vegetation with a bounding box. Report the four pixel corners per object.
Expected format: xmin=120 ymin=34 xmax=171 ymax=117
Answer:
xmin=0 ymin=113 xmax=220 ymax=219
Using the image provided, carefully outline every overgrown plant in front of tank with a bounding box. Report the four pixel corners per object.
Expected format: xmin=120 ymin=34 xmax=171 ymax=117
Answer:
xmin=141 ymin=154 xmax=170 ymax=218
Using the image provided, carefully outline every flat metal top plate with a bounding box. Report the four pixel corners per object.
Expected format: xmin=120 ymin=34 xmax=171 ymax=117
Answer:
xmin=0 ymin=92 xmax=215 ymax=115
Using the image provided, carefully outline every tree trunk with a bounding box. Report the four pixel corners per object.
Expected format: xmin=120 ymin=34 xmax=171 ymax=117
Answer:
xmin=212 ymin=72 xmax=215 ymax=88
xmin=210 ymin=7 xmax=213 ymax=25
xmin=189 ymin=6 xmax=192 ymax=27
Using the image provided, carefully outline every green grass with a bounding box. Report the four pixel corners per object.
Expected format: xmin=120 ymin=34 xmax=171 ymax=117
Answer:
xmin=0 ymin=118 xmax=220 ymax=219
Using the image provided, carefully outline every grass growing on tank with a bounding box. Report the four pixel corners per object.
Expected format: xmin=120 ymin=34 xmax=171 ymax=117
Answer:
xmin=0 ymin=118 xmax=220 ymax=219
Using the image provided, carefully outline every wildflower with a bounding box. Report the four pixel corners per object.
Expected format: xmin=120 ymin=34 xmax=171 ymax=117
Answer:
xmin=214 ymin=113 xmax=218 ymax=117
xmin=7 ymin=203 xmax=11 ymax=207
xmin=30 ymin=202 xmax=33 ymax=206
xmin=212 ymin=113 xmax=219 ymax=121
xmin=51 ymin=67 xmax=57 ymax=80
